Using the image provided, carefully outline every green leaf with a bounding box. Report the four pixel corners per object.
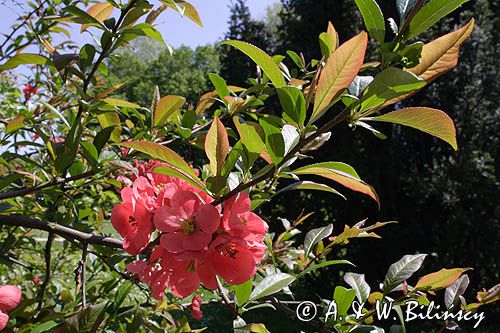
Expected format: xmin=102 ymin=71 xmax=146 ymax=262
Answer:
xmin=333 ymin=286 xmax=357 ymax=317
xmin=277 ymin=86 xmax=306 ymax=128
xmin=259 ymin=116 xmax=285 ymax=164
xmin=0 ymin=53 xmax=53 ymax=71
xmin=208 ymin=73 xmax=230 ymax=101
xmin=298 ymin=260 xmax=354 ymax=278
xmin=97 ymin=112 xmax=121 ymax=142
xmin=6 ymin=115 xmax=26 ymax=134
xmin=304 ymin=224 xmax=333 ymax=258
xmin=162 ymin=0 xmax=203 ymax=27
xmin=31 ymin=321 xmax=59 ymax=333
xmin=249 ymin=273 xmax=296 ymax=301
xmin=294 ymin=162 xmax=380 ymax=206
xmin=415 ymin=268 xmax=471 ymax=291
xmin=93 ymin=126 xmax=116 ymax=154
xmin=222 ymin=40 xmax=286 ymax=88
xmin=351 ymin=326 xmax=385 ymax=333
xmin=286 ymin=50 xmax=305 ymax=71
xmin=360 ymin=68 xmax=426 ymax=112
xmin=363 ymin=107 xmax=458 ymax=150
xmin=312 ymin=32 xmax=368 ymax=123
xmin=276 ymin=181 xmax=346 ymax=199
xmin=55 ymin=119 xmax=83 ymax=174
xmin=63 ymin=5 xmax=102 ymax=26
xmin=405 ymin=0 xmax=469 ymax=40
xmin=354 ymin=0 xmax=386 ymax=42
xmin=103 ymin=98 xmax=140 ymax=109
xmin=153 ymin=95 xmax=186 ymax=127
xmin=234 ymin=278 xmax=253 ymax=306
xmin=344 ymin=273 xmax=371 ymax=303
xmin=383 ymin=254 xmax=427 ymax=293
xmin=80 ymin=141 xmax=99 ymax=167
xmin=120 ymin=23 xmax=165 ymax=45
xmin=205 ymin=116 xmax=230 ymax=175
xmin=120 ymin=141 xmax=203 ymax=187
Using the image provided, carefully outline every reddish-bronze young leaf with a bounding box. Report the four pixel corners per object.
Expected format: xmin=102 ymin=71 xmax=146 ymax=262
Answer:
xmin=154 ymin=95 xmax=186 ymax=127
xmin=205 ymin=116 xmax=230 ymax=175
xmin=312 ymin=31 xmax=368 ymax=123
xmin=81 ymin=2 xmax=113 ymax=32
xmin=409 ymin=19 xmax=474 ymax=82
xmin=365 ymin=107 xmax=458 ymax=150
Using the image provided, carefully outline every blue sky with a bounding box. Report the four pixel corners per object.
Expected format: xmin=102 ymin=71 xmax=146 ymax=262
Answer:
xmin=0 ymin=0 xmax=278 ymax=49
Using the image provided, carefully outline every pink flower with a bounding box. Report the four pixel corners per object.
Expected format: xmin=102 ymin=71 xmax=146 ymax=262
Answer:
xmin=209 ymin=236 xmax=259 ymax=285
xmin=0 ymin=285 xmax=21 ymax=331
xmin=22 ymin=84 xmax=38 ymax=100
xmin=111 ymin=200 xmax=152 ymax=255
xmin=155 ymin=191 xmax=220 ymax=253
xmin=222 ymin=193 xmax=268 ymax=242
xmin=191 ymin=294 xmax=203 ymax=320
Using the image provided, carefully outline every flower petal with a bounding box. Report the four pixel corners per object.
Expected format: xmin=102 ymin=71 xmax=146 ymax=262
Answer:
xmin=196 ymin=204 xmax=220 ymax=234
xmin=0 ymin=286 xmax=21 ymax=312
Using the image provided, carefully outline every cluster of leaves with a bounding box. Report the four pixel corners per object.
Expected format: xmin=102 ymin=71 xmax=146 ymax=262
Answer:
xmin=0 ymin=0 xmax=498 ymax=332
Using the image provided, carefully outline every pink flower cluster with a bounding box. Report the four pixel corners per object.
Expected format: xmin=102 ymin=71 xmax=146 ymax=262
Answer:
xmin=111 ymin=162 xmax=268 ymax=299
xmin=0 ymin=285 xmax=21 ymax=331
xmin=22 ymin=84 xmax=38 ymax=101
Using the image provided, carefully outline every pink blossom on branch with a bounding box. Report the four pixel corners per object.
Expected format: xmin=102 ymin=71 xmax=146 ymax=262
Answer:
xmin=111 ymin=161 xmax=268 ymax=299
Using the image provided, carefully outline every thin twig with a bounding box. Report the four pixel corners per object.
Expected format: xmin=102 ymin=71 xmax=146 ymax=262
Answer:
xmin=37 ymin=231 xmax=54 ymax=311
xmin=217 ymin=279 xmax=238 ymax=318
xmin=81 ymin=242 xmax=88 ymax=308
xmin=0 ymin=215 xmax=123 ymax=248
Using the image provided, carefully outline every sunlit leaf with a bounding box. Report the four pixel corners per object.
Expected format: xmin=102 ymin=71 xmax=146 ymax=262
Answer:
xmin=298 ymin=260 xmax=353 ymax=278
xmin=344 ymin=273 xmax=371 ymax=303
xmin=405 ymin=0 xmax=469 ymax=40
xmin=334 ymin=286 xmax=357 ymax=317
xmin=81 ymin=2 xmax=113 ymax=32
xmin=397 ymin=0 xmax=418 ymax=19
xmin=364 ymin=107 xmax=457 ymax=150
xmin=277 ymin=86 xmax=306 ymax=128
xmin=304 ymin=224 xmax=333 ymax=258
xmin=162 ymin=0 xmax=203 ymax=27
xmin=249 ymin=273 xmax=295 ymax=301
xmin=154 ymin=95 xmax=186 ymax=126
xmin=6 ymin=115 xmax=26 ymax=134
xmin=360 ymin=67 xmax=426 ymax=112
xmin=383 ymin=254 xmax=427 ymax=293
xmin=103 ymin=98 xmax=140 ymax=109
xmin=476 ymin=283 xmax=500 ymax=305
xmin=205 ymin=116 xmax=230 ymax=176
xmin=294 ymin=162 xmax=379 ymax=205
xmin=415 ymin=268 xmax=471 ymax=291
xmin=0 ymin=53 xmax=53 ymax=71
xmin=312 ymin=32 xmax=368 ymax=123
xmin=409 ymin=19 xmax=474 ymax=82
xmin=235 ymin=323 xmax=270 ymax=333
xmin=444 ymin=274 xmax=469 ymax=308
xmin=276 ymin=181 xmax=345 ymax=199
xmin=223 ymin=40 xmax=286 ymax=88
xmin=354 ymin=0 xmax=385 ymax=42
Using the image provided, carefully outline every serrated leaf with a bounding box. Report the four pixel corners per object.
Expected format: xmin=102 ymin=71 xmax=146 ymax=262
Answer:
xmin=408 ymin=19 xmax=474 ymax=82
xmin=415 ymin=268 xmax=471 ymax=291
xmin=249 ymin=273 xmax=295 ymax=301
xmin=344 ymin=273 xmax=371 ymax=303
xmin=304 ymin=224 xmax=333 ymax=258
xmin=0 ymin=53 xmax=53 ymax=71
xmin=364 ymin=107 xmax=457 ymax=150
xmin=354 ymin=0 xmax=385 ymax=42
xmin=312 ymin=32 xmax=368 ymax=123
xmin=444 ymin=274 xmax=469 ymax=308
xmin=294 ymin=162 xmax=379 ymax=205
xmin=405 ymin=0 xmax=469 ymax=40
xmin=205 ymin=116 xmax=229 ymax=175
xmin=360 ymin=67 xmax=426 ymax=112
xmin=153 ymin=95 xmax=186 ymax=126
xmin=223 ymin=40 xmax=286 ymax=88
xmin=383 ymin=254 xmax=427 ymax=293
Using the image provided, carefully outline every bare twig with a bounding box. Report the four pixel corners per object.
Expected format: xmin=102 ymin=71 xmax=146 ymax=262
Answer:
xmin=217 ymin=279 xmax=238 ymax=318
xmin=0 ymin=215 xmax=123 ymax=249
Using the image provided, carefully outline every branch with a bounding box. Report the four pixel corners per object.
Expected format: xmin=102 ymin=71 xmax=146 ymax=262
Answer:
xmin=37 ymin=231 xmax=54 ymax=311
xmin=0 ymin=170 xmax=98 ymax=201
xmin=81 ymin=242 xmax=88 ymax=308
xmin=0 ymin=215 xmax=123 ymax=249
